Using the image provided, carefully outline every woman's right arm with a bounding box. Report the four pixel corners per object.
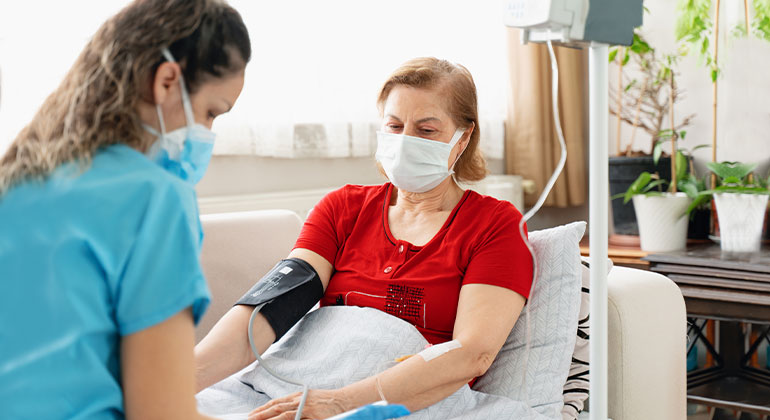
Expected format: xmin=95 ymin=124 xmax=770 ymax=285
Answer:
xmin=194 ymin=248 xmax=333 ymax=392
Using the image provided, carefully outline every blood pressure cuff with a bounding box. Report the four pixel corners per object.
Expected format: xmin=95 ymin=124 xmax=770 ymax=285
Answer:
xmin=235 ymin=257 xmax=324 ymax=342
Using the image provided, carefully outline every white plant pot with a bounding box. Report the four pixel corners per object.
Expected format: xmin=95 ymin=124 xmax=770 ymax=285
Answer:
xmin=714 ymin=193 xmax=769 ymax=253
xmin=632 ymin=193 xmax=693 ymax=253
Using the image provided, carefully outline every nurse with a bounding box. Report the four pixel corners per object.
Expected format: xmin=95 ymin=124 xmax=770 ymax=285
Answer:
xmin=0 ymin=1 xmax=249 ymax=419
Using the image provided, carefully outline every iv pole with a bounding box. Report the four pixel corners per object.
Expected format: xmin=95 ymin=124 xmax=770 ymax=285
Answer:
xmin=588 ymin=42 xmax=609 ymax=420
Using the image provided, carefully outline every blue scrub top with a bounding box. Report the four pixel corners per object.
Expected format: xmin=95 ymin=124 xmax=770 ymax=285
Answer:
xmin=0 ymin=144 xmax=211 ymax=420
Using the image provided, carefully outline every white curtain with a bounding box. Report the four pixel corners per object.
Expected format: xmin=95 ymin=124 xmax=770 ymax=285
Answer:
xmin=0 ymin=1 xmax=508 ymax=160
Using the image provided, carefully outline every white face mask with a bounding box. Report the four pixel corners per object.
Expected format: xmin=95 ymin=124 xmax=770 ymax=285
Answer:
xmin=144 ymin=49 xmax=216 ymax=185
xmin=375 ymin=128 xmax=466 ymax=193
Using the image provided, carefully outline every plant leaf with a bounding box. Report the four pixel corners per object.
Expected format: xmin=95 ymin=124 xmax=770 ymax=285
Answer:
xmin=653 ymin=141 xmax=664 ymax=165
xmin=624 ymin=172 xmax=652 ymax=203
xmin=707 ymin=161 xmax=758 ymax=181
xmin=686 ymin=194 xmax=711 ymax=215
xmin=680 ymin=180 xmax=699 ymax=199
xmin=676 ymin=151 xmax=689 ymax=181
xmin=643 ymin=179 xmax=669 ymax=193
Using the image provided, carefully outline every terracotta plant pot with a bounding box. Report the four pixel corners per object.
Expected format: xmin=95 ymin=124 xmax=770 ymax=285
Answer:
xmin=632 ymin=193 xmax=693 ymax=252
xmin=713 ymin=193 xmax=769 ymax=253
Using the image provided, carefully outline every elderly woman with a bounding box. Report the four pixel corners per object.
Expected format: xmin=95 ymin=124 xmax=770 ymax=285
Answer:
xmin=194 ymin=57 xmax=534 ymax=419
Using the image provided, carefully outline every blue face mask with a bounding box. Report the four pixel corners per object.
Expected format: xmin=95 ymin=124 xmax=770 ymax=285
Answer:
xmin=144 ymin=49 xmax=216 ymax=185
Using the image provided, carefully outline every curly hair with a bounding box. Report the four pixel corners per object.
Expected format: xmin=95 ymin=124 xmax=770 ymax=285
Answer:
xmin=0 ymin=0 xmax=251 ymax=195
xmin=377 ymin=57 xmax=487 ymax=183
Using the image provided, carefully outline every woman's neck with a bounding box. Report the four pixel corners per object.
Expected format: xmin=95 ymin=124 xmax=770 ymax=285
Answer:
xmin=392 ymin=178 xmax=464 ymax=214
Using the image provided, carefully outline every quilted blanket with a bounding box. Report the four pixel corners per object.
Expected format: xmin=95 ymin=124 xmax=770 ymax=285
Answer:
xmin=197 ymin=306 xmax=553 ymax=419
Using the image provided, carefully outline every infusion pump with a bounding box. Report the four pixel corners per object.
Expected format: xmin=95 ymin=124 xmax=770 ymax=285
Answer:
xmin=503 ymin=0 xmax=642 ymax=46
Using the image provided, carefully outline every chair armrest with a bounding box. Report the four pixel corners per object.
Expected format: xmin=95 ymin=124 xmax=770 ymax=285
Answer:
xmin=197 ymin=210 xmax=303 ymax=342
xmin=607 ymin=266 xmax=687 ymax=420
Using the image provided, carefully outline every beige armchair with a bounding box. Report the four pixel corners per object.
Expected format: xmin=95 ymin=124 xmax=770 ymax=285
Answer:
xmin=197 ymin=210 xmax=687 ymax=420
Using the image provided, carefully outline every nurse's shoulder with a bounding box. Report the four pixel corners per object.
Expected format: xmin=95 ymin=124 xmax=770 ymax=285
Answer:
xmin=87 ymin=143 xmax=199 ymax=213
xmin=0 ymin=142 xmax=198 ymax=241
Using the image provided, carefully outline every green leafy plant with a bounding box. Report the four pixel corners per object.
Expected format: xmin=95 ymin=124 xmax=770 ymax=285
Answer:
xmin=613 ymin=144 xmax=710 ymax=214
xmin=609 ymin=32 xmax=653 ymax=65
xmin=701 ymin=161 xmax=770 ymax=195
xmin=653 ymin=132 xmax=711 ymax=173
xmin=676 ymin=0 xmax=719 ymax=82
xmin=609 ymin=31 xmax=695 ymax=155
xmin=612 ymin=141 xmax=710 ymax=216
xmin=726 ymin=1 xmax=770 ymax=41
xmin=753 ymin=0 xmax=770 ymax=41
xmin=616 ymin=171 xmax=669 ymax=204
xmin=687 ymin=161 xmax=770 ymax=215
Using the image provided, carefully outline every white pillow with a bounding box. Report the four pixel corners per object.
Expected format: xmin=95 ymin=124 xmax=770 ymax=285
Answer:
xmin=473 ymin=221 xmax=586 ymax=418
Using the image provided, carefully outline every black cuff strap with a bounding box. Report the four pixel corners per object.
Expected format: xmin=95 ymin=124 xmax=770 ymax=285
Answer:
xmin=235 ymin=258 xmax=324 ymax=342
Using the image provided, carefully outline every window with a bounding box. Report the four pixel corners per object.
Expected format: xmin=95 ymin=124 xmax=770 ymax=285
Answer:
xmin=0 ymin=1 xmax=508 ymax=159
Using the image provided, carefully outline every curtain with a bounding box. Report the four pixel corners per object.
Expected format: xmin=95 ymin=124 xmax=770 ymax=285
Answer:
xmin=212 ymin=118 xmax=506 ymax=160
xmin=505 ymin=28 xmax=589 ymax=208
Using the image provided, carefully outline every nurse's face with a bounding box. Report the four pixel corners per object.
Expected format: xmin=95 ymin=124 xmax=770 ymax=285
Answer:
xmin=140 ymin=62 xmax=245 ymax=135
xmin=163 ymin=70 xmax=245 ymax=131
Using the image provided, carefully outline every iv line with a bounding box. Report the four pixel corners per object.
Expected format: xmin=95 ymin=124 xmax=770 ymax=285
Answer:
xmin=518 ymin=38 xmax=569 ymax=405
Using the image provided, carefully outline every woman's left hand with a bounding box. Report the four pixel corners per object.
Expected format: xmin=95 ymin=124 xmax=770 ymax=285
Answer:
xmin=248 ymin=389 xmax=349 ymax=420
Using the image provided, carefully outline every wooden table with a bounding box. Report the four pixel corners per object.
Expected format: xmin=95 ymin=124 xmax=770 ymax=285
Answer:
xmin=579 ymin=238 xmax=650 ymax=270
xmin=644 ymin=245 xmax=770 ymax=416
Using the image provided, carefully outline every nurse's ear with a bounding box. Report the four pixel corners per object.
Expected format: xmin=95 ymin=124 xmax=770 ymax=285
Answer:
xmin=152 ymin=61 xmax=183 ymax=107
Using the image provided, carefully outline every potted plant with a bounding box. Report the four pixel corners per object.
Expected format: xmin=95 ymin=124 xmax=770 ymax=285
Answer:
xmin=696 ymin=161 xmax=770 ymax=253
xmin=657 ymin=132 xmax=713 ymax=240
xmin=609 ymin=32 xmax=696 ymax=240
xmin=618 ymin=144 xmax=705 ymax=252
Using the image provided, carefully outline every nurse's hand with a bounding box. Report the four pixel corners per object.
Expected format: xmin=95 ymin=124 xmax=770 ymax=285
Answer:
xmin=248 ymin=389 xmax=349 ymax=420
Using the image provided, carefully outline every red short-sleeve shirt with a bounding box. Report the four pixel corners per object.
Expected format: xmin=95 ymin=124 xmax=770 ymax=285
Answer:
xmin=294 ymin=183 xmax=533 ymax=344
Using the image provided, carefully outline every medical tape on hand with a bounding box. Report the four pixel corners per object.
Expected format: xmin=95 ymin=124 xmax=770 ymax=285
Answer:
xmin=417 ymin=339 xmax=462 ymax=362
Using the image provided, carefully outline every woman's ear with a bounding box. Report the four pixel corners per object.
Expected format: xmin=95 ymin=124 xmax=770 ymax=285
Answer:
xmin=462 ymin=121 xmax=476 ymax=147
xmin=152 ymin=61 xmax=182 ymax=106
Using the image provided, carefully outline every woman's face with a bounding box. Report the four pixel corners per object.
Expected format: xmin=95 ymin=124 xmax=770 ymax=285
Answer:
xmin=381 ymin=85 xmax=469 ymax=166
xmin=382 ymin=85 xmax=457 ymax=142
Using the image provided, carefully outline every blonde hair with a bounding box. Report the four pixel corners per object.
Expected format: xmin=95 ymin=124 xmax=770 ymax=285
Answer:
xmin=0 ymin=0 xmax=250 ymax=195
xmin=377 ymin=57 xmax=487 ymax=182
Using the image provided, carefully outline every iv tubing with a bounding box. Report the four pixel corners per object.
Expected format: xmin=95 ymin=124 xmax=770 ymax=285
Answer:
xmin=518 ymin=38 xmax=569 ymax=404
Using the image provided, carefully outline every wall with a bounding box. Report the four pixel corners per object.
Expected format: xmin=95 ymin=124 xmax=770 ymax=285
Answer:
xmin=609 ymin=0 xmax=770 ymax=174
xmin=196 ymin=156 xmax=505 ymax=198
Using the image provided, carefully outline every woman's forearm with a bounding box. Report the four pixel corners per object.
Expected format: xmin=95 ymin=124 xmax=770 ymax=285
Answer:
xmin=339 ymin=343 xmax=485 ymax=413
xmin=334 ymin=284 xmax=523 ymax=414
xmin=194 ymin=305 xmax=276 ymax=392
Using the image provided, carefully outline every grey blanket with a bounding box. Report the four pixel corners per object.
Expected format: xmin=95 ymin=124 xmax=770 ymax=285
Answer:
xmin=197 ymin=306 xmax=551 ymax=419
